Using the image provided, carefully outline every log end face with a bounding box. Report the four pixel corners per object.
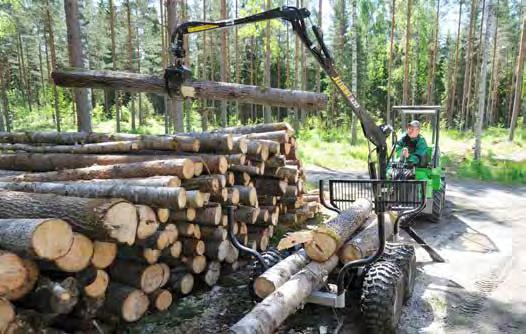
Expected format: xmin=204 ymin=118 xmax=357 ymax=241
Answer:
xmin=91 ymin=241 xmax=117 ymax=269
xmin=104 ymin=201 xmax=138 ymax=245
xmin=0 ymin=252 xmax=27 ymax=296
xmin=122 ymin=289 xmax=149 ymax=322
xmin=140 ymin=264 xmax=165 ymax=294
xmin=54 ymin=233 xmax=94 ymax=273
xmin=154 ymin=289 xmax=173 ymax=311
xmin=254 ymin=278 xmax=275 ymax=299
xmin=84 ymin=269 xmax=109 ymax=298
xmin=180 ymin=273 xmax=194 ymax=295
xmin=182 ymin=159 xmax=196 ymax=180
xmin=33 ymin=218 xmax=74 ymax=260
xmin=305 ymin=233 xmax=337 ymax=263
xmin=157 ymin=208 xmax=170 ymax=224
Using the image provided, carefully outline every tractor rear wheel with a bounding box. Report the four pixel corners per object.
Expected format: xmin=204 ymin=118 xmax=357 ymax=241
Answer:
xmin=381 ymin=243 xmax=416 ymax=303
xmin=360 ymin=261 xmax=405 ymax=334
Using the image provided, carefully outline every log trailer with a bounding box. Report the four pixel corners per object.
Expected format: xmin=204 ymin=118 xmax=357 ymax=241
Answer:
xmin=166 ymin=6 xmax=444 ymax=333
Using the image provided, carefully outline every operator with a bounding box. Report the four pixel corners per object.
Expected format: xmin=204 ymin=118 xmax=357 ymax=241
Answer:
xmin=395 ymin=120 xmax=428 ymax=167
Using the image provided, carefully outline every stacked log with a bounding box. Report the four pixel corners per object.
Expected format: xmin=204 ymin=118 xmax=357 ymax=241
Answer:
xmin=0 ymin=122 xmax=320 ymax=330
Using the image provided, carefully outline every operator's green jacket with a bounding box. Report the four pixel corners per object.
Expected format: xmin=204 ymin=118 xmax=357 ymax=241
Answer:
xmin=395 ymin=133 xmax=428 ymax=166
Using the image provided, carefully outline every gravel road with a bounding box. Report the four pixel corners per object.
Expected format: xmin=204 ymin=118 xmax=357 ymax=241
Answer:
xmin=128 ymin=168 xmax=525 ymax=334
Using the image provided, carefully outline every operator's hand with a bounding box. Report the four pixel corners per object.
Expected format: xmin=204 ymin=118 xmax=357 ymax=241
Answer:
xmin=402 ymin=147 xmax=409 ymax=159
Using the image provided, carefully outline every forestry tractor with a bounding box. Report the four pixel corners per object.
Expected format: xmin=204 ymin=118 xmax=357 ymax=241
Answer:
xmin=166 ymin=6 xmax=445 ymax=333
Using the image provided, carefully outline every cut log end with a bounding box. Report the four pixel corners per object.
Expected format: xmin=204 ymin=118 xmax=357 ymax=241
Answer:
xmin=122 ymin=289 xmax=149 ymax=322
xmin=304 ymin=232 xmax=338 ymax=263
xmin=0 ymin=298 xmax=15 ymax=333
xmin=140 ymin=264 xmax=165 ymax=294
xmin=84 ymin=270 xmax=109 ymax=298
xmin=54 ymin=233 xmax=94 ymax=273
xmin=157 ymin=208 xmax=170 ymax=223
xmin=181 ymin=159 xmax=196 ymax=179
xmin=91 ymin=241 xmax=117 ymax=269
xmin=32 ymin=218 xmax=74 ymax=260
xmin=254 ymin=278 xmax=275 ymax=299
xmin=149 ymin=289 xmax=173 ymax=311
xmin=104 ymin=201 xmax=138 ymax=245
xmin=136 ymin=205 xmax=160 ymax=240
xmin=0 ymin=251 xmax=28 ymax=296
xmin=180 ymin=273 xmax=194 ymax=295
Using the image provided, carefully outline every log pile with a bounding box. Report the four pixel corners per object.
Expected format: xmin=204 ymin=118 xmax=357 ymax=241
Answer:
xmin=0 ymin=122 xmax=320 ymax=331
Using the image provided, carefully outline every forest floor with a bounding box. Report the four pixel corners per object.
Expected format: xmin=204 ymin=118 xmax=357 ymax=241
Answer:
xmin=125 ymin=168 xmax=524 ymax=334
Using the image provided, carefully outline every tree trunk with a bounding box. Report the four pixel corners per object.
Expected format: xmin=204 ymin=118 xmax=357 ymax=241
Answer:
xmin=0 ymin=58 xmax=11 ymax=132
xmin=230 ymin=255 xmax=339 ymax=334
xmin=446 ymin=1 xmax=463 ymax=127
xmin=254 ymin=249 xmax=309 ymax=299
xmin=350 ymin=0 xmax=358 ymax=145
xmin=109 ymin=0 xmax=120 ymax=132
xmin=0 ymin=181 xmax=186 ymax=210
xmin=509 ymin=15 xmax=526 ymax=141
xmin=386 ymin=0 xmax=396 ymax=123
xmin=460 ymin=0 xmax=479 ymax=130
xmin=103 ymin=282 xmax=149 ymax=322
xmin=52 ymin=69 xmax=328 ymax=110
xmin=0 ymin=218 xmax=73 ymax=260
xmin=167 ymin=0 xmax=184 ymax=133
xmin=426 ymin=0 xmax=441 ymax=104
xmin=219 ymin=0 xmax=229 ymax=127
xmin=0 ymin=191 xmax=138 ymax=245
xmin=64 ymin=0 xmax=92 ymax=132
xmin=474 ymin=0 xmax=493 ymax=160
xmin=126 ymin=0 xmax=136 ymax=131
xmin=402 ymin=0 xmax=412 ymax=104
xmin=488 ymin=1 xmax=500 ymax=126
xmin=5 ymin=158 xmax=195 ymax=182
xmin=263 ymin=0 xmax=272 ymax=124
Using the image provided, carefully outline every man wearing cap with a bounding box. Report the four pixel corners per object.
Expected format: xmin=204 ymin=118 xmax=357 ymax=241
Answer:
xmin=395 ymin=120 xmax=428 ymax=167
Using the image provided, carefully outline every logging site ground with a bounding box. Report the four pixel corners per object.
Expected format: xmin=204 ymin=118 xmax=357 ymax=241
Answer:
xmin=125 ymin=128 xmax=525 ymax=334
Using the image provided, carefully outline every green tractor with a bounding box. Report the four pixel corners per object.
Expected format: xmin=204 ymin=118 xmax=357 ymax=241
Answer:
xmin=389 ymin=106 xmax=446 ymax=223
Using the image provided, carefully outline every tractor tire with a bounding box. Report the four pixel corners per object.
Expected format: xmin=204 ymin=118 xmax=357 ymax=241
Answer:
xmin=429 ymin=183 xmax=446 ymax=223
xmin=381 ymin=243 xmax=416 ymax=303
xmin=360 ymin=261 xmax=405 ymax=334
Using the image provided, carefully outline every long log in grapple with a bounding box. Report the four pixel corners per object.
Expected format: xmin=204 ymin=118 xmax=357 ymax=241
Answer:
xmin=165 ymin=6 xmax=444 ymax=333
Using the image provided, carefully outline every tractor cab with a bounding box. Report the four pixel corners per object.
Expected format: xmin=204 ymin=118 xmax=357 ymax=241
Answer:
xmin=389 ymin=106 xmax=446 ymax=222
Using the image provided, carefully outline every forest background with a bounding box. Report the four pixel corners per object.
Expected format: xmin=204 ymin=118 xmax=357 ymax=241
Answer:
xmin=0 ymin=0 xmax=524 ymax=182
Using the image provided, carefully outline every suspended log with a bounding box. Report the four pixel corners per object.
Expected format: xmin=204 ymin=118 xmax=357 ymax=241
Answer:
xmin=254 ymin=249 xmax=309 ymax=299
xmin=148 ymin=289 xmax=173 ymax=311
xmin=230 ymin=255 xmax=339 ymax=334
xmin=19 ymin=277 xmax=79 ymax=315
xmin=109 ymin=262 xmax=164 ymax=294
xmin=53 ymin=233 xmax=94 ymax=273
xmin=214 ymin=122 xmax=295 ymax=136
xmin=51 ymin=69 xmax=327 ymax=110
xmin=278 ymin=199 xmax=372 ymax=262
xmin=339 ymin=213 xmax=393 ymax=263
xmin=91 ymin=241 xmax=117 ymax=269
xmin=3 ymin=158 xmax=195 ymax=182
xmin=0 ymin=181 xmax=187 ymax=211
xmin=0 ymin=218 xmax=73 ymax=261
xmin=0 ymin=191 xmax=138 ymax=245
xmin=0 ymin=141 xmax=142 ymax=154
xmin=103 ymin=282 xmax=149 ymax=322
xmin=169 ymin=268 xmax=194 ymax=295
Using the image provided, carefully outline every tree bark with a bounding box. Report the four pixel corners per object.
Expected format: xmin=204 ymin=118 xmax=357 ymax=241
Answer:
xmin=0 ymin=191 xmax=138 ymax=245
xmin=0 ymin=218 xmax=73 ymax=261
xmin=446 ymin=1 xmax=463 ymax=126
xmin=460 ymin=0 xmax=479 ymax=129
xmin=64 ymin=0 xmax=92 ymax=132
xmin=402 ymin=0 xmax=412 ymax=104
xmin=0 ymin=181 xmax=187 ymax=210
xmin=509 ymin=15 xmax=526 ymax=141
xmin=4 ymin=158 xmax=195 ymax=182
xmin=51 ymin=69 xmax=328 ymax=110
xmin=230 ymin=255 xmax=339 ymax=334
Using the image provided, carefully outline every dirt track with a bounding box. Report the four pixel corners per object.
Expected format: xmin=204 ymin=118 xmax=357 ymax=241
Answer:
xmin=127 ymin=168 xmax=524 ymax=333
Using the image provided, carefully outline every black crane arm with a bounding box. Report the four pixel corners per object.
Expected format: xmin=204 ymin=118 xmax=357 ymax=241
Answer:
xmin=167 ymin=6 xmax=390 ymax=179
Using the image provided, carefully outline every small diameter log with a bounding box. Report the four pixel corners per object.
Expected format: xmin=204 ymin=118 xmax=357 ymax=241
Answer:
xmin=227 ymin=154 xmax=246 ymax=166
xmin=73 ymin=176 xmax=182 ymax=188
xmin=224 ymin=241 xmax=240 ymax=264
xmin=2 ymin=258 xmax=39 ymax=301
xmin=186 ymin=190 xmax=206 ymax=209
xmin=216 ymin=122 xmax=295 ymax=136
xmin=275 ymin=166 xmax=299 ymax=183
xmin=0 ymin=191 xmax=139 ymax=244
xmin=0 ymin=181 xmax=187 ymax=211
xmin=229 ymin=164 xmax=259 ymax=176
xmin=235 ymin=206 xmax=260 ymax=224
xmin=0 ymin=218 xmax=73 ymax=260
xmin=0 ymin=141 xmax=142 ymax=154
xmin=91 ymin=241 xmax=117 ymax=269
xmin=148 ymin=289 xmax=173 ymax=311
xmin=20 ymin=277 xmax=79 ymax=314
xmin=210 ymin=188 xmax=228 ymax=203
xmin=247 ymin=230 xmax=270 ymax=251
xmin=0 ymin=298 xmax=15 ymax=333
xmin=136 ymin=230 xmax=172 ymax=250
xmin=230 ymin=255 xmax=339 ymax=334
xmin=176 ymin=222 xmax=197 ymax=238
xmin=0 ymin=250 xmax=28 ymax=297
xmin=255 ymin=209 xmax=270 ymax=225
xmin=226 ymin=187 xmax=240 ymax=205
xmin=157 ymin=208 xmax=170 ymax=223
xmin=169 ymin=268 xmax=194 ymax=295
xmin=304 ymin=199 xmax=372 ymax=262
xmin=265 ymin=156 xmax=286 ymax=168
xmin=5 ymin=158 xmax=195 ymax=182
xmin=204 ymin=240 xmax=231 ymax=262
xmin=231 ymin=137 xmax=248 ymax=154
xmin=176 ymin=155 xmax=228 ymax=175
xmin=109 ymin=261 xmax=164 ymax=294
xmin=117 ymin=246 xmax=161 ymax=265
xmin=193 ymin=162 xmax=204 ymax=177
xmin=136 ymin=205 xmax=159 ymax=240
xmin=54 ymin=233 xmax=94 ymax=273
xmin=254 ymin=249 xmax=309 ymax=299
xmin=339 ymin=213 xmax=393 ymax=263
xmin=164 ymin=241 xmax=182 ymax=259
xmin=281 ymin=143 xmax=292 ymax=155
xmin=194 ymin=206 xmax=222 ymax=226
xmin=181 ymin=255 xmax=207 ymax=274
xmin=233 ymin=186 xmax=257 ymax=206
xmin=252 ymin=139 xmax=280 ymax=155
xmin=233 ymin=172 xmax=251 ymax=186
xmin=260 ymin=206 xmax=280 ymax=226
xmin=159 ymin=263 xmax=171 ymax=288
xmin=201 ymin=261 xmax=221 ymax=287
xmin=104 ymin=282 xmax=149 ymax=322
xmin=254 ymin=177 xmax=287 ymax=196
xmin=245 ymin=130 xmax=289 ymax=144
xmin=258 ymin=196 xmax=277 ymax=206
xmin=180 ymin=238 xmax=206 ymax=256
xmin=169 ymin=208 xmax=196 ymax=222
xmin=181 ymin=175 xmax=221 ymax=192
xmin=199 ymin=226 xmax=227 ymax=241
xmin=83 ymin=270 xmax=109 ymax=298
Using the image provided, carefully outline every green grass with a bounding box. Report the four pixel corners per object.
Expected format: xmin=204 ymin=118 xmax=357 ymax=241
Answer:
xmin=296 ymin=118 xmax=526 ymax=184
